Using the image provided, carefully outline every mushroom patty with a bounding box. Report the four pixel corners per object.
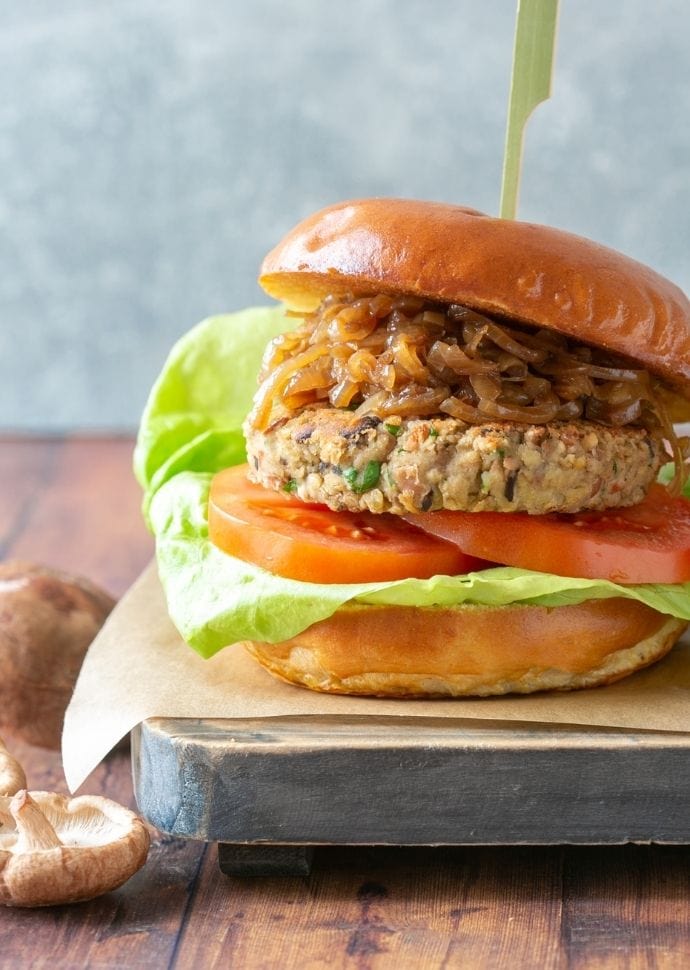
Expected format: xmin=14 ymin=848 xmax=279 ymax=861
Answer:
xmin=245 ymin=409 xmax=664 ymax=515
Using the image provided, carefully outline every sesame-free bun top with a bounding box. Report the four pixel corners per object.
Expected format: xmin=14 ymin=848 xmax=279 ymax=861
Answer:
xmin=259 ymin=198 xmax=690 ymax=401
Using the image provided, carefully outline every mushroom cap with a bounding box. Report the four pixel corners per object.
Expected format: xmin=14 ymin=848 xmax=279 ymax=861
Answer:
xmin=0 ymin=561 xmax=115 ymax=749
xmin=0 ymin=791 xmax=150 ymax=907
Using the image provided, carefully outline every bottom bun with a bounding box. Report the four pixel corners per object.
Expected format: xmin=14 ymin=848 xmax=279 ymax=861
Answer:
xmin=243 ymin=600 xmax=686 ymax=697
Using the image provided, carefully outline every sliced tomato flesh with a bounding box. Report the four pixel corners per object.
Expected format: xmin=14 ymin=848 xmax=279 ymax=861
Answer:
xmin=404 ymin=484 xmax=690 ymax=585
xmin=208 ymin=465 xmax=489 ymax=584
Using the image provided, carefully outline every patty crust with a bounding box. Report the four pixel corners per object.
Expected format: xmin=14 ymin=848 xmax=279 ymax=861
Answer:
xmin=245 ymin=409 xmax=664 ymax=515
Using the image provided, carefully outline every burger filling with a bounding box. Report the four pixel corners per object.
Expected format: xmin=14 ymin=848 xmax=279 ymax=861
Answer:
xmin=245 ymin=293 xmax=684 ymax=513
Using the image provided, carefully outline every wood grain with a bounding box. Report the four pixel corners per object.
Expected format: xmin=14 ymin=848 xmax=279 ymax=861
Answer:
xmin=135 ymin=716 xmax=690 ymax=846
xmin=0 ymin=438 xmax=62 ymax=559
xmin=561 ymin=846 xmax=690 ymax=970
xmin=171 ymin=845 xmax=568 ymax=970
xmin=2 ymin=436 xmax=690 ymax=970
xmin=2 ymin=436 xmax=153 ymax=597
xmin=169 ymin=844 xmax=690 ymax=970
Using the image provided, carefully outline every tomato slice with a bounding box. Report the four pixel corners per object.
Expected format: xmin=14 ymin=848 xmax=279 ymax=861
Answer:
xmin=208 ymin=465 xmax=488 ymax=583
xmin=404 ymin=485 xmax=690 ymax=585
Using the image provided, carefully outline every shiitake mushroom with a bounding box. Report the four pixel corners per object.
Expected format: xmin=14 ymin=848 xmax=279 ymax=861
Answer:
xmin=0 ymin=562 xmax=115 ymax=749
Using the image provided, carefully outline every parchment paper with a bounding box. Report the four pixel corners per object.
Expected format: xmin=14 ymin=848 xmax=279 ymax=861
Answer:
xmin=63 ymin=562 xmax=690 ymax=791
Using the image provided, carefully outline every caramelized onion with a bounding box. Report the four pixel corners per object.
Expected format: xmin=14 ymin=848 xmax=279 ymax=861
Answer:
xmin=388 ymin=334 xmax=430 ymax=383
xmin=556 ymin=400 xmax=584 ymax=420
xmin=355 ymin=385 xmax=450 ymax=418
xmin=469 ymin=374 xmax=502 ymax=401
xmin=252 ymin=344 xmax=330 ymax=428
xmin=586 ymin=397 xmax=643 ymax=426
xmin=478 ymin=321 xmax=548 ymax=364
xmin=441 ymin=391 xmax=562 ymax=425
xmin=329 ymin=379 xmax=359 ymax=408
xmin=440 ymin=396 xmax=487 ymax=423
xmin=428 ymin=340 xmax=498 ymax=377
xmin=582 ymin=364 xmax=647 ymax=382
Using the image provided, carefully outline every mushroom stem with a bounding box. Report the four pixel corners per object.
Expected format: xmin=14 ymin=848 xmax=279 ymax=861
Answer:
xmin=11 ymin=791 xmax=63 ymax=852
xmin=0 ymin=737 xmax=27 ymax=796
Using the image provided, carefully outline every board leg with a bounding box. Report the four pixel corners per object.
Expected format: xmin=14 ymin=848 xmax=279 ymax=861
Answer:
xmin=217 ymin=843 xmax=315 ymax=877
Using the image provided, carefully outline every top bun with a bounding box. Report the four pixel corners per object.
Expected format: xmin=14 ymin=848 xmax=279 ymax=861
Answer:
xmin=260 ymin=198 xmax=690 ymax=402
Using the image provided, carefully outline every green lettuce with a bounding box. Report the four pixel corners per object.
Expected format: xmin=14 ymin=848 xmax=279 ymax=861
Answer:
xmin=137 ymin=308 xmax=690 ymax=659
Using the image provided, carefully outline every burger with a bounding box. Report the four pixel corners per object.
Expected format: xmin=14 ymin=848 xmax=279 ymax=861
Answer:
xmin=137 ymin=199 xmax=690 ymax=698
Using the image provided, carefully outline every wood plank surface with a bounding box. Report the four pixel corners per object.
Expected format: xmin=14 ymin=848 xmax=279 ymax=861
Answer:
xmin=0 ymin=436 xmax=206 ymax=970
xmin=134 ymin=716 xmax=690 ymax=846
xmin=2 ymin=436 xmax=690 ymax=970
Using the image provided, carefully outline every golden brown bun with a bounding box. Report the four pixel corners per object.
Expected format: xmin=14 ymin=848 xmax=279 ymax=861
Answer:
xmin=244 ymin=599 xmax=686 ymax=697
xmin=260 ymin=198 xmax=690 ymax=404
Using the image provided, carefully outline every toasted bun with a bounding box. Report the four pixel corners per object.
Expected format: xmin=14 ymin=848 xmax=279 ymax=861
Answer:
xmin=244 ymin=599 xmax=686 ymax=697
xmin=260 ymin=198 xmax=690 ymax=404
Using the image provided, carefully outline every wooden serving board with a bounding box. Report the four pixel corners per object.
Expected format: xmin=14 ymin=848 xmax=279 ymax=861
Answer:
xmin=131 ymin=716 xmax=690 ymax=874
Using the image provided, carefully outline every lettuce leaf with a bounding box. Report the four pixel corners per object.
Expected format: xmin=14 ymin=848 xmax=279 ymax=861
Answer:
xmin=137 ymin=308 xmax=690 ymax=659
xmin=133 ymin=308 xmax=290 ymax=520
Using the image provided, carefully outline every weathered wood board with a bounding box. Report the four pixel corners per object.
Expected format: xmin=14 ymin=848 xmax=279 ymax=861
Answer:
xmin=132 ymin=716 xmax=690 ymax=853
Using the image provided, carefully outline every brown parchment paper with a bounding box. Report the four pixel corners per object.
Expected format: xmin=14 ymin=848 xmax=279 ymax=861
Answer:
xmin=63 ymin=562 xmax=690 ymax=791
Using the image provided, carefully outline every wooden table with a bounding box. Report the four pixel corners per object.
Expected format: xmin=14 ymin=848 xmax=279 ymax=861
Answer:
xmin=2 ymin=436 xmax=690 ymax=969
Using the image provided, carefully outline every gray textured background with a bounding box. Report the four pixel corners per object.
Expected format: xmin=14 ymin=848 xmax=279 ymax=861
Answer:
xmin=2 ymin=0 xmax=689 ymax=431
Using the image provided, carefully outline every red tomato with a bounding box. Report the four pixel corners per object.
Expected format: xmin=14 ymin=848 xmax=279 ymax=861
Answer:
xmin=404 ymin=484 xmax=690 ymax=585
xmin=208 ymin=465 xmax=489 ymax=583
